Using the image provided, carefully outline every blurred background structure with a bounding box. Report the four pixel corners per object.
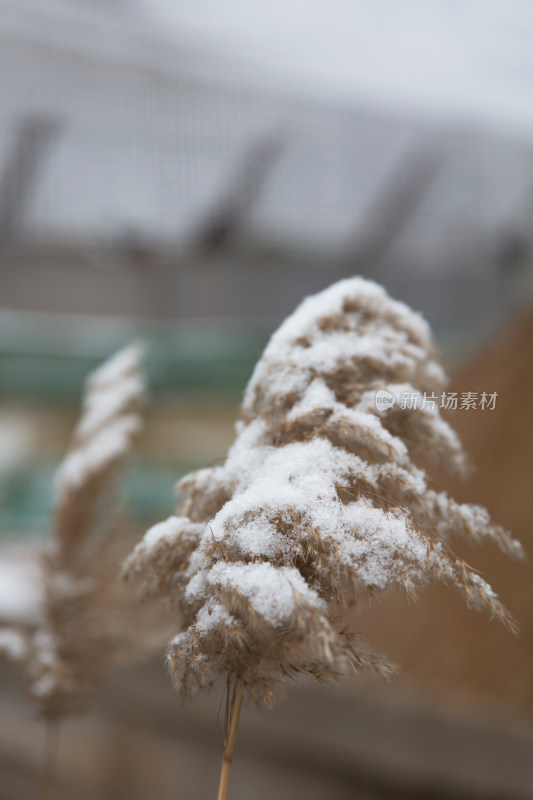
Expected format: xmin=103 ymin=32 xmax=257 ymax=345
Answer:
xmin=1 ymin=0 xmax=533 ymax=798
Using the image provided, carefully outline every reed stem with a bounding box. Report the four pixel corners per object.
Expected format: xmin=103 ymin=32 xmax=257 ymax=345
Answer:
xmin=217 ymin=681 xmax=243 ymax=800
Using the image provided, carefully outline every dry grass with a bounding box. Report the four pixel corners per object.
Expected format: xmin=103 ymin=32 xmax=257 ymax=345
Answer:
xmin=1 ymin=344 xmax=152 ymax=720
xmin=125 ymin=278 xmax=522 ymax=715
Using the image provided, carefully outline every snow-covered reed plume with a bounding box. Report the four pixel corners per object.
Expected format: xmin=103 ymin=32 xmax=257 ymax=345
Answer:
xmin=125 ymin=278 xmax=521 ymax=711
xmin=26 ymin=343 xmax=146 ymax=719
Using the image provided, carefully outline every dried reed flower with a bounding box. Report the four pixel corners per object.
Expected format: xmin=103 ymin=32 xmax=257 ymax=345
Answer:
xmin=24 ymin=343 xmax=146 ymax=720
xmin=125 ymin=279 xmax=522 ymax=712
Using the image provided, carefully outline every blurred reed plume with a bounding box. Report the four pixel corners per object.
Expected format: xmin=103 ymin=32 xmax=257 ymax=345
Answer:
xmin=125 ymin=278 xmax=522 ymax=798
xmin=30 ymin=342 xmax=146 ymax=719
xmin=0 ymin=343 xmax=147 ymax=722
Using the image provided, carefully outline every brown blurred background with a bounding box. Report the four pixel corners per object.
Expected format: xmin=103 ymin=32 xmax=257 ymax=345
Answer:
xmin=1 ymin=1 xmax=533 ymax=798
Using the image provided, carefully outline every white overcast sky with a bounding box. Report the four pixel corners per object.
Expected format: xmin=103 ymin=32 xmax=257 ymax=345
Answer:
xmin=142 ymin=0 xmax=533 ymax=135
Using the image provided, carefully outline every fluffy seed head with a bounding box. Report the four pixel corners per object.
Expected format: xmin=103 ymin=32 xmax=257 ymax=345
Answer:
xmin=125 ymin=278 xmax=521 ymax=706
xmin=28 ymin=343 xmax=146 ymax=719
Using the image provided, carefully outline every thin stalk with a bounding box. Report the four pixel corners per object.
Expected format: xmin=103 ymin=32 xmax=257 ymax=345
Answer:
xmin=42 ymin=720 xmax=60 ymax=800
xmin=217 ymin=680 xmax=243 ymax=800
